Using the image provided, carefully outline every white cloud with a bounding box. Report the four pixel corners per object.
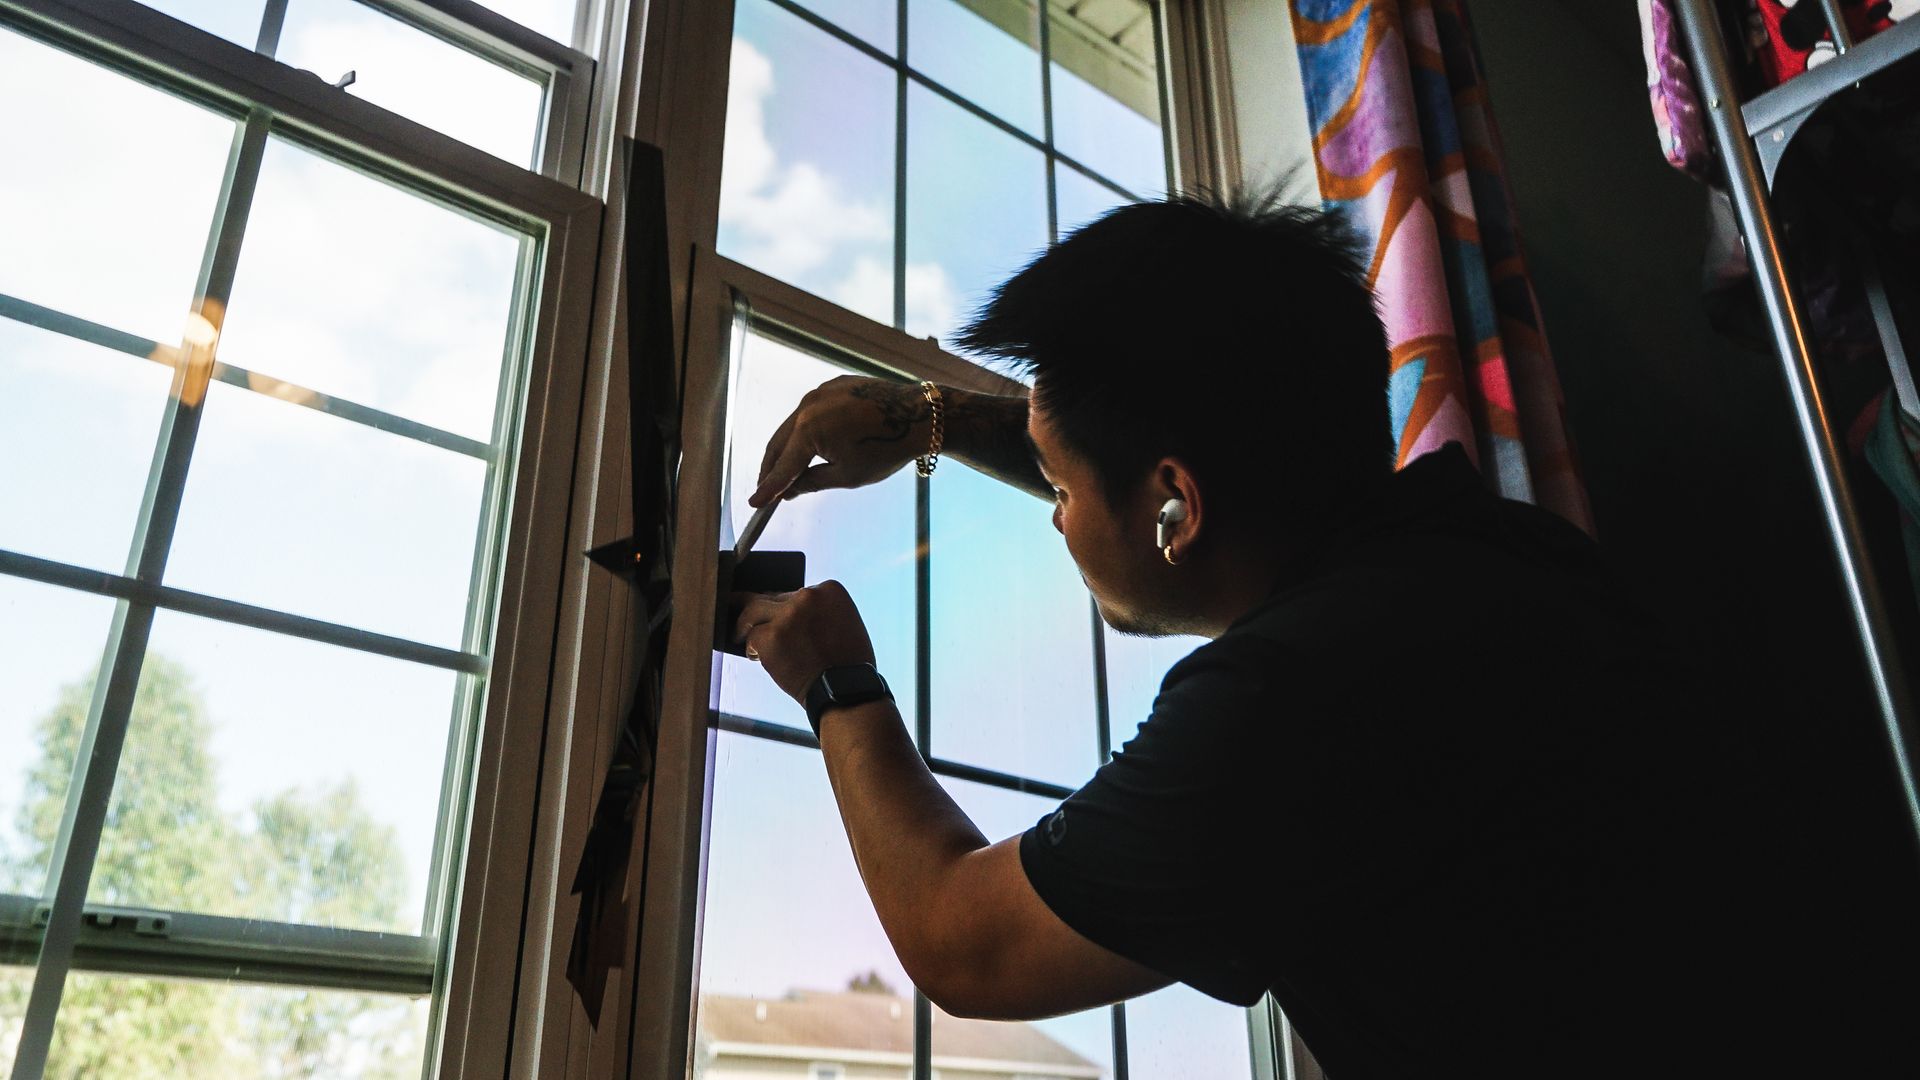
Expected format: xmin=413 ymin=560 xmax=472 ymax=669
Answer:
xmin=720 ymin=40 xmax=959 ymax=334
xmin=721 ymin=41 xmax=887 ymax=283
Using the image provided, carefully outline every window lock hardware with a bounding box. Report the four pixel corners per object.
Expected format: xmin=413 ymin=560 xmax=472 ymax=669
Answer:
xmin=33 ymin=903 xmax=174 ymax=938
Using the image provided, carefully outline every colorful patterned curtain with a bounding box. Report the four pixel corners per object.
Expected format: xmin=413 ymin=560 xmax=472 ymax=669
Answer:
xmin=1291 ymin=0 xmax=1594 ymax=532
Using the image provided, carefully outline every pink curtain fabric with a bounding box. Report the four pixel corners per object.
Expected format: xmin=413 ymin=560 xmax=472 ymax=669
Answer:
xmin=1290 ymin=0 xmax=1594 ymax=532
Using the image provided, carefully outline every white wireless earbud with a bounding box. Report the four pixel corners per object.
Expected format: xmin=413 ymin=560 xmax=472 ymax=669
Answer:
xmin=1155 ymin=497 xmax=1188 ymax=549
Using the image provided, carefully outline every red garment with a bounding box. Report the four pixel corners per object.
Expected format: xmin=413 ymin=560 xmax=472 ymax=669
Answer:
xmin=1746 ymin=0 xmax=1896 ymax=86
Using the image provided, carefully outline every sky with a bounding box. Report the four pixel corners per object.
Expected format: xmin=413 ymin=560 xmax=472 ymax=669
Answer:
xmin=0 ymin=1 xmax=1250 ymax=1076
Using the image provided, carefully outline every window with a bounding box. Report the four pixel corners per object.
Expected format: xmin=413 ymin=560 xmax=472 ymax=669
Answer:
xmin=0 ymin=4 xmax=596 ymax=1075
xmin=129 ymin=0 xmax=595 ymax=176
xmin=718 ymin=0 xmax=1168 ymax=344
xmin=662 ymin=2 xmax=1264 ymax=1078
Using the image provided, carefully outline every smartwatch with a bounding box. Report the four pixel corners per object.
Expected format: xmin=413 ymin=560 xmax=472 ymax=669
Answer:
xmin=804 ymin=664 xmax=893 ymax=735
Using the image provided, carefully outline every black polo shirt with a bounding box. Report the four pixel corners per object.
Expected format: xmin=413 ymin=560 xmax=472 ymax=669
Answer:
xmin=1019 ymin=442 xmax=1899 ymax=1077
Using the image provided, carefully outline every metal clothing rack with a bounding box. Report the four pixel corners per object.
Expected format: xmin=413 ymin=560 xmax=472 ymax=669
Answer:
xmin=1671 ymin=2 xmax=1920 ymax=854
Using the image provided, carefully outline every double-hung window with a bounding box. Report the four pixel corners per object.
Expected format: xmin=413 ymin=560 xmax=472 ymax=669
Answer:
xmin=638 ymin=3 xmax=1271 ymax=1079
xmin=0 ymin=1 xmax=597 ymax=1076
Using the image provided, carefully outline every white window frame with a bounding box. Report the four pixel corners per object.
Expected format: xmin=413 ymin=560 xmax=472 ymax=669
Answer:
xmin=0 ymin=1 xmax=601 ymax=1077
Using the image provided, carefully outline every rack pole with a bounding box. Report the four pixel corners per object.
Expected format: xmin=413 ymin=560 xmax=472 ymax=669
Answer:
xmin=1673 ymin=0 xmax=1920 ymax=855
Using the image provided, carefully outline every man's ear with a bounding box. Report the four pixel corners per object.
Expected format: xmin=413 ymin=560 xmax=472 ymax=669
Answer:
xmin=1155 ymin=458 xmax=1203 ymax=549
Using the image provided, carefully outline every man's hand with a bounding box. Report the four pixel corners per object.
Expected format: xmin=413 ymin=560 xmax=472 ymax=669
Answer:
xmin=732 ymin=580 xmax=877 ymax=701
xmin=752 ymin=376 xmax=932 ymax=508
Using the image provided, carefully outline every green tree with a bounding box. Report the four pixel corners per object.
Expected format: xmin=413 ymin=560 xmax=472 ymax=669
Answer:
xmin=1 ymin=656 xmax=423 ymax=1078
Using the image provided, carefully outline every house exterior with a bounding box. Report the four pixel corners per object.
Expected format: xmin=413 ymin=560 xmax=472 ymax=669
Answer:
xmin=696 ymin=990 xmax=1105 ymax=1080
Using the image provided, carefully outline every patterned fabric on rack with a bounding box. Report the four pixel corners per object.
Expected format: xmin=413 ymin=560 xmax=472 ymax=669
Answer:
xmin=1638 ymin=0 xmax=1916 ymax=182
xmin=1640 ymin=0 xmax=1714 ymax=179
xmin=1289 ymin=0 xmax=1594 ymax=533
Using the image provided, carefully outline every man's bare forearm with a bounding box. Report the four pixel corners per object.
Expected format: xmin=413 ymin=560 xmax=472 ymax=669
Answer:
xmin=848 ymin=380 xmax=1046 ymax=500
xmin=943 ymin=388 xmax=1048 ymax=500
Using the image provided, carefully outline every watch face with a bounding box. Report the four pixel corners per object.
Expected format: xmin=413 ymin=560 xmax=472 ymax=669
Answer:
xmin=825 ymin=665 xmax=883 ymax=699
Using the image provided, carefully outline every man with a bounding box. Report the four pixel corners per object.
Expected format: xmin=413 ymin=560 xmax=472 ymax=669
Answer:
xmin=731 ymin=194 xmax=1903 ymax=1076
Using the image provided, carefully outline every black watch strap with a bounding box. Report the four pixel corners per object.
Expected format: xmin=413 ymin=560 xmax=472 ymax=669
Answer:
xmin=804 ymin=664 xmax=893 ymax=735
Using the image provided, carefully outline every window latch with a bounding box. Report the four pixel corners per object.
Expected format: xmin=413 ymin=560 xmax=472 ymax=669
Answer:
xmin=32 ymin=902 xmax=173 ymax=939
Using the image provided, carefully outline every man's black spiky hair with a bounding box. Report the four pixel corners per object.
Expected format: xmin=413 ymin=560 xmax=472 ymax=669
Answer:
xmin=955 ymin=187 xmax=1392 ymax=531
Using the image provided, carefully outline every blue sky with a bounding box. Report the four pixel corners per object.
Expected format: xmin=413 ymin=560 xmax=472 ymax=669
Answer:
xmin=1 ymin=1 xmax=1249 ymax=1075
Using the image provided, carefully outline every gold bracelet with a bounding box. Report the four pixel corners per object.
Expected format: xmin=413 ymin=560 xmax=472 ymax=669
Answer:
xmin=916 ymin=381 xmax=945 ymax=478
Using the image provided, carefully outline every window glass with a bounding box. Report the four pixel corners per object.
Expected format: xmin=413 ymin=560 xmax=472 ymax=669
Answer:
xmin=44 ymin=973 xmax=428 ymax=1077
xmin=88 ymin=610 xmax=460 ymax=933
xmin=217 ymin=138 xmax=524 ymax=444
xmin=478 ymin=0 xmax=580 ymax=45
xmin=721 ymin=0 xmax=897 ymax=327
xmin=936 ymin=776 xmax=1114 ymax=1079
xmin=0 ymin=25 xmax=236 ymax=344
xmin=905 ymin=83 xmax=1048 ymax=344
xmin=931 ymin=464 xmax=1099 ymax=787
xmin=908 ymin=0 xmax=1042 ymax=137
xmin=794 ymin=0 xmax=896 ymax=53
xmin=164 ymin=380 xmax=489 ymax=649
xmin=1100 ymin=627 xmax=1205 ymax=753
xmin=0 ymin=14 xmax=550 ymax=1077
xmin=721 ymin=0 xmax=1166 ymax=348
xmin=1047 ymin=0 xmax=1166 ymax=197
xmin=1126 ymin=983 xmax=1256 ymax=1080
xmin=0 ymin=579 xmax=117 ymax=897
xmin=696 ymin=734 xmax=913 ymax=1077
xmin=1053 ymin=162 xmax=1133 ymax=240
xmin=278 ymin=0 xmax=547 ymax=167
xmin=0 ymin=321 xmax=173 ymax=574
xmin=718 ymin=334 xmax=917 ymax=732
xmin=139 ymin=0 xmax=268 ymax=48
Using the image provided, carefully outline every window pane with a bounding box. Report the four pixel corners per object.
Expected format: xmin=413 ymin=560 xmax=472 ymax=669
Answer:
xmin=718 ymin=335 xmax=916 ymax=731
xmin=477 ymin=0 xmax=579 ymax=45
xmin=721 ymin=0 xmax=897 ymax=326
xmin=139 ymin=0 xmax=268 ymax=48
xmin=908 ymin=0 xmax=1042 ymax=137
xmin=1054 ymin=162 xmax=1133 ymax=241
xmin=86 ymin=610 xmax=460 ymax=934
xmin=696 ymin=734 xmax=914 ymax=1077
xmin=1101 ymin=628 xmax=1205 ymax=754
xmin=794 ymin=0 xmax=896 ymax=53
xmin=278 ymin=0 xmax=546 ymax=167
xmin=1048 ymin=0 xmax=1166 ymax=197
xmin=0 ymin=320 xmax=172 ymax=574
xmin=0 ymin=579 xmax=117 ymax=898
xmin=43 ymin=973 xmax=426 ymax=1078
xmin=0 ymin=967 xmax=23 ymax=1071
xmin=218 ymin=138 xmax=525 ymax=444
xmin=931 ymin=464 xmax=1099 ymax=787
xmin=936 ymin=776 xmax=1114 ymax=1079
xmin=1126 ymin=984 xmax=1255 ymax=1080
xmin=164 ymin=381 xmax=488 ymax=649
xmin=0 ymin=26 xmax=235 ymax=343
xmin=905 ymin=84 xmax=1048 ymax=343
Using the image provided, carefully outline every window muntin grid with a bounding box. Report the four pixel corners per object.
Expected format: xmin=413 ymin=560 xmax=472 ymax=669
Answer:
xmin=0 ymin=11 xmax=562 ymax=1074
xmin=718 ymin=0 xmax=1170 ymax=347
xmin=129 ymin=0 xmax=592 ymax=174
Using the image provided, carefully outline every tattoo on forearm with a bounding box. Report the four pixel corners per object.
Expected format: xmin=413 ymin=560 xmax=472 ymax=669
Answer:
xmin=947 ymin=390 xmax=1050 ymax=501
xmin=851 ymin=381 xmax=930 ymax=445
